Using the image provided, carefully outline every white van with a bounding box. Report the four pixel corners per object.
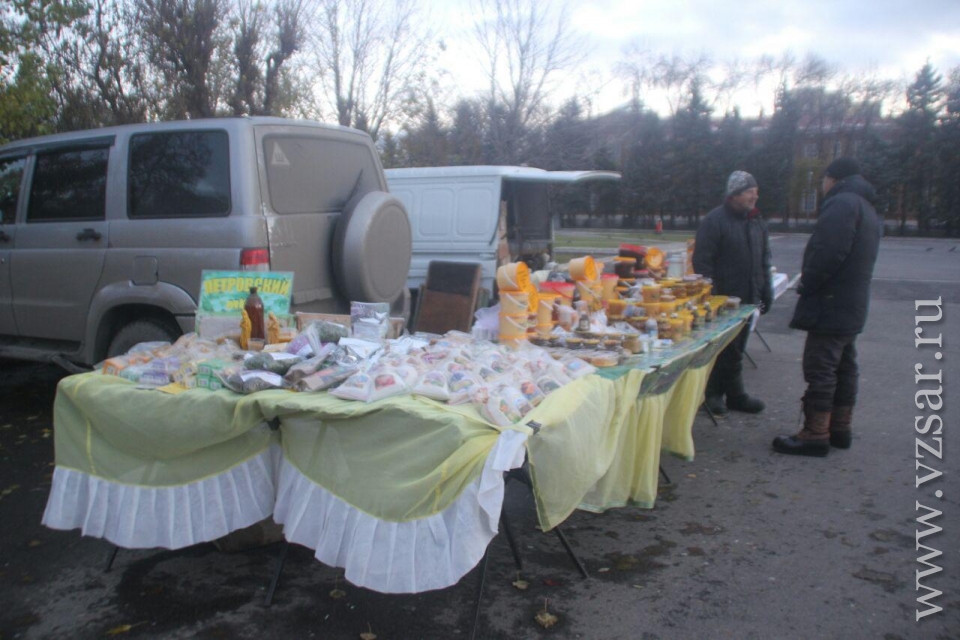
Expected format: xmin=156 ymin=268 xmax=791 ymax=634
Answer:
xmin=385 ymin=166 xmax=619 ymax=298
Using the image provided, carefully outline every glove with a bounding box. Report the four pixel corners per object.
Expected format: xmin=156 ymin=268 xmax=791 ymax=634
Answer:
xmin=760 ymin=288 xmax=773 ymax=315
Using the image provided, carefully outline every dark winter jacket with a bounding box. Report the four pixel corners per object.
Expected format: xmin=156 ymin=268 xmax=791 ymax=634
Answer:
xmin=692 ymin=202 xmax=773 ymax=309
xmin=790 ymin=174 xmax=881 ymax=335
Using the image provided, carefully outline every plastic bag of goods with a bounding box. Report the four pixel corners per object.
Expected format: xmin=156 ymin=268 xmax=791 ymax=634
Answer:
xmin=412 ymin=370 xmax=452 ymax=401
xmin=330 ymin=365 xmax=417 ymax=402
xmin=474 ymin=384 xmax=534 ymax=427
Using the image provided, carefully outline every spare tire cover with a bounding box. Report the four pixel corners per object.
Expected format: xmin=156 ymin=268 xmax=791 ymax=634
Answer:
xmin=332 ymin=191 xmax=412 ymax=303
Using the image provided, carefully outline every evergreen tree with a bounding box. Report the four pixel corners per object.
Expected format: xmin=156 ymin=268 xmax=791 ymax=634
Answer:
xmin=667 ymin=78 xmax=713 ymax=227
xmin=745 ymin=87 xmax=800 ymax=225
xmin=934 ymin=66 xmax=960 ymax=236
xmin=400 ymin=98 xmax=449 ymax=167
xmin=897 ymin=62 xmax=944 ymax=233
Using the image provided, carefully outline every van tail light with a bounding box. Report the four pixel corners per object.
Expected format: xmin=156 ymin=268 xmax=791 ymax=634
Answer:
xmin=240 ymin=248 xmax=270 ymax=271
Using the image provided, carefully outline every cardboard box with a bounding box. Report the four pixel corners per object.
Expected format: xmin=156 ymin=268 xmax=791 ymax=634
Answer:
xmin=295 ymin=312 xmax=406 ymax=339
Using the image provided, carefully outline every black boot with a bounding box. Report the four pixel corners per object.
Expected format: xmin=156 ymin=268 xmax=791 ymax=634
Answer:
xmin=772 ymin=404 xmax=830 ymax=457
xmin=829 ymin=406 xmax=853 ymax=449
xmin=704 ymin=369 xmax=727 ymax=415
xmin=725 ymin=373 xmax=764 ymax=413
xmin=705 ymin=394 xmax=728 ymax=416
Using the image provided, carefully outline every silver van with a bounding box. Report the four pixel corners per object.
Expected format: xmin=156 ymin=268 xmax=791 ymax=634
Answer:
xmin=0 ymin=117 xmax=411 ymax=368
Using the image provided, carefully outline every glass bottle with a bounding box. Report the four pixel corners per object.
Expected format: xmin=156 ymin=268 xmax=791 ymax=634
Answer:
xmin=244 ymin=286 xmax=265 ymax=340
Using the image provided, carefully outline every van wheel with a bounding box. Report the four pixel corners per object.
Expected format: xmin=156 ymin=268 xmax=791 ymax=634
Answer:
xmin=107 ymin=319 xmax=181 ymax=358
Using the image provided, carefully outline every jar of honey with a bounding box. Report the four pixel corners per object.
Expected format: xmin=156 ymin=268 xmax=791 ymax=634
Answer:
xmin=657 ymin=313 xmax=672 ymax=340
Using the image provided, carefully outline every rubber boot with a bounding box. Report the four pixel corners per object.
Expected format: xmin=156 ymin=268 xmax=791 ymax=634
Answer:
xmin=829 ymin=406 xmax=853 ymax=449
xmin=725 ymin=373 xmax=765 ymax=414
xmin=772 ymin=403 xmax=830 ymax=457
xmin=704 ymin=369 xmax=727 ymax=416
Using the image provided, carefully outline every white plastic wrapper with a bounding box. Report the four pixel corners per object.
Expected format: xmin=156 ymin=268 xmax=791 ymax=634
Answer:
xmin=447 ymin=370 xmax=482 ymax=405
xmin=517 ymin=379 xmax=546 ymax=407
xmin=562 ymin=357 xmax=597 ymax=379
xmin=330 ymin=365 xmax=417 ymax=402
xmin=412 ymin=370 xmax=451 ymax=401
xmin=536 ymin=375 xmax=566 ymax=395
xmin=474 ymin=384 xmax=534 ymax=427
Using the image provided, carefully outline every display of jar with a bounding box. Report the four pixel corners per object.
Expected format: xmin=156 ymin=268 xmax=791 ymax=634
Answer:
xmin=657 ymin=313 xmax=672 ymax=340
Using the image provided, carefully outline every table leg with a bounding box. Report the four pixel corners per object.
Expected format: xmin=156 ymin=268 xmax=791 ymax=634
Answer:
xmin=659 ymin=464 xmax=672 ymax=485
xmin=702 ymin=402 xmax=720 ymax=426
xmin=103 ymin=544 xmax=120 ymax=572
xmin=553 ymin=525 xmax=589 ymax=579
xmin=744 ymin=349 xmax=758 ymax=369
xmin=755 ymin=329 xmax=773 ymax=352
xmin=264 ymin=540 xmax=288 ymax=607
xmin=470 ymin=548 xmax=490 ymax=640
xmin=499 ymin=512 xmax=523 ymax=571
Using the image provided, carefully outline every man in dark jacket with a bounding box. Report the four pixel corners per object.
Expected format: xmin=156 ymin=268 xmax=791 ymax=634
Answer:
xmin=773 ymin=157 xmax=881 ymax=457
xmin=693 ymin=170 xmax=773 ymax=415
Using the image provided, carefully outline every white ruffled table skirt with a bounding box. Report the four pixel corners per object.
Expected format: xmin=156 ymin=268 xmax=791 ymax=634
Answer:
xmin=42 ymin=430 xmax=528 ymax=594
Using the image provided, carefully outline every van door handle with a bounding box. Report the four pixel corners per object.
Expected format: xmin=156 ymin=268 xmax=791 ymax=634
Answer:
xmin=479 ymin=252 xmax=496 ymax=259
xmin=0 ymin=230 xmax=10 ymax=242
xmin=76 ymin=228 xmax=102 ymax=241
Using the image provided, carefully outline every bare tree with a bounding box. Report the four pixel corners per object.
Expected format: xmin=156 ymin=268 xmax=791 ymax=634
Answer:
xmin=472 ymin=0 xmax=585 ymax=162
xmin=135 ymin=0 xmax=231 ymax=119
xmin=230 ymin=0 xmax=305 ymax=115
xmin=305 ymin=0 xmax=433 ymax=140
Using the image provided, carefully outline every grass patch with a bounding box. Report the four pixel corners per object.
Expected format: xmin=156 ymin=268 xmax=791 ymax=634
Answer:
xmin=554 ymin=230 xmax=694 ymax=249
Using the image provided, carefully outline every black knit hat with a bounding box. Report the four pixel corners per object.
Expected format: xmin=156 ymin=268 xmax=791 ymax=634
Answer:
xmin=825 ymin=156 xmax=860 ymax=180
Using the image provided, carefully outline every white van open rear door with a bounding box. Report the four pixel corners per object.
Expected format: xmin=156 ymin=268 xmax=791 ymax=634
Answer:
xmin=386 ymin=167 xmax=620 ymax=294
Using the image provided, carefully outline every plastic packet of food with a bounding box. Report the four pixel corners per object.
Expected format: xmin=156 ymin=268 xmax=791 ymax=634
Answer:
xmin=517 ymin=379 xmax=546 ymax=407
xmin=295 ymin=363 xmax=358 ymax=392
xmin=243 ymin=352 xmax=302 ymax=376
xmin=284 ymin=354 xmax=328 ymax=385
xmin=477 ymin=385 xmax=533 ymax=427
xmin=561 ymin=356 xmax=597 ymax=379
xmin=447 ymin=370 xmax=482 ymax=405
xmin=350 ymin=302 xmax=390 ymax=339
xmin=127 ymin=341 xmax=171 ymax=356
xmin=536 ymin=375 xmax=566 ymax=395
xmin=220 ymin=370 xmax=284 ymax=394
xmin=412 ymin=370 xmax=451 ymax=401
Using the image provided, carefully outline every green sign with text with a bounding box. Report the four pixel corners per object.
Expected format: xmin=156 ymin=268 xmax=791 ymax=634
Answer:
xmin=198 ymin=271 xmax=294 ymax=315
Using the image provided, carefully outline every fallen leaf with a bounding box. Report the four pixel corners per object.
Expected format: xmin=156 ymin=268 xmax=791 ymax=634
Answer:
xmin=535 ymin=599 xmax=558 ymax=629
xmin=360 ymin=623 xmax=377 ymax=640
xmin=686 ymin=474 xmax=697 ymax=479
xmin=597 ymin=567 xmax=610 ymax=573
xmin=535 ymin=610 xmax=558 ymax=628
xmin=330 ymin=588 xmax=346 ymax=599
xmin=512 ymin=578 xmax=529 ymax=590
xmin=106 ymin=623 xmax=145 ymax=635
xmin=28 ymin=540 xmax=41 ymax=548
xmin=543 ymin=578 xmax=563 ymax=587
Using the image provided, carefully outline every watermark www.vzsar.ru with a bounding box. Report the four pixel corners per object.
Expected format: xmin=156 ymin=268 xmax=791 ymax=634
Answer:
xmin=914 ymin=297 xmax=944 ymax=621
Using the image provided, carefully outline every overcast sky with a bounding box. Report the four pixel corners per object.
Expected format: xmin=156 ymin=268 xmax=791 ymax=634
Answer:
xmin=428 ymin=0 xmax=960 ymax=117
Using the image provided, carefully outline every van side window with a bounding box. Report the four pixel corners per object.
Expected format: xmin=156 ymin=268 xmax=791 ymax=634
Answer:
xmin=28 ymin=148 xmax=108 ymax=222
xmin=0 ymin=157 xmax=25 ymax=224
xmin=128 ymin=130 xmax=230 ymax=218
xmin=263 ymin=136 xmax=379 ymax=214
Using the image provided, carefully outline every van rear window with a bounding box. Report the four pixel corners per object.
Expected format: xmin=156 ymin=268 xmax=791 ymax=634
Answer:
xmin=262 ymin=136 xmax=379 ymax=214
xmin=128 ymin=130 xmax=230 ymax=218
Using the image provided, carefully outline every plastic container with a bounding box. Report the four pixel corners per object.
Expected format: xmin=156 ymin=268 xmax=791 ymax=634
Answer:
xmin=499 ymin=313 xmax=528 ymax=339
xmin=537 ymin=293 xmax=558 ymax=325
xmin=500 ymin=291 xmax=529 ymax=315
xmin=568 ymin=256 xmax=598 ymax=281
xmin=497 ymin=261 xmax=530 ymax=291
xmin=601 ymin=274 xmax=619 ymax=300
xmin=540 ymin=281 xmax=575 ymax=307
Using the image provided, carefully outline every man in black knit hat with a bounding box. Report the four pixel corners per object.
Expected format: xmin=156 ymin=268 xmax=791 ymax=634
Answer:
xmin=693 ymin=170 xmax=773 ymax=416
xmin=773 ymin=157 xmax=881 ymax=456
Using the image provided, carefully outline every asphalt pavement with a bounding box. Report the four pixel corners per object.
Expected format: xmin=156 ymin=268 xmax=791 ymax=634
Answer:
xmin=1 ymin=234 xmax=958 ymax=639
